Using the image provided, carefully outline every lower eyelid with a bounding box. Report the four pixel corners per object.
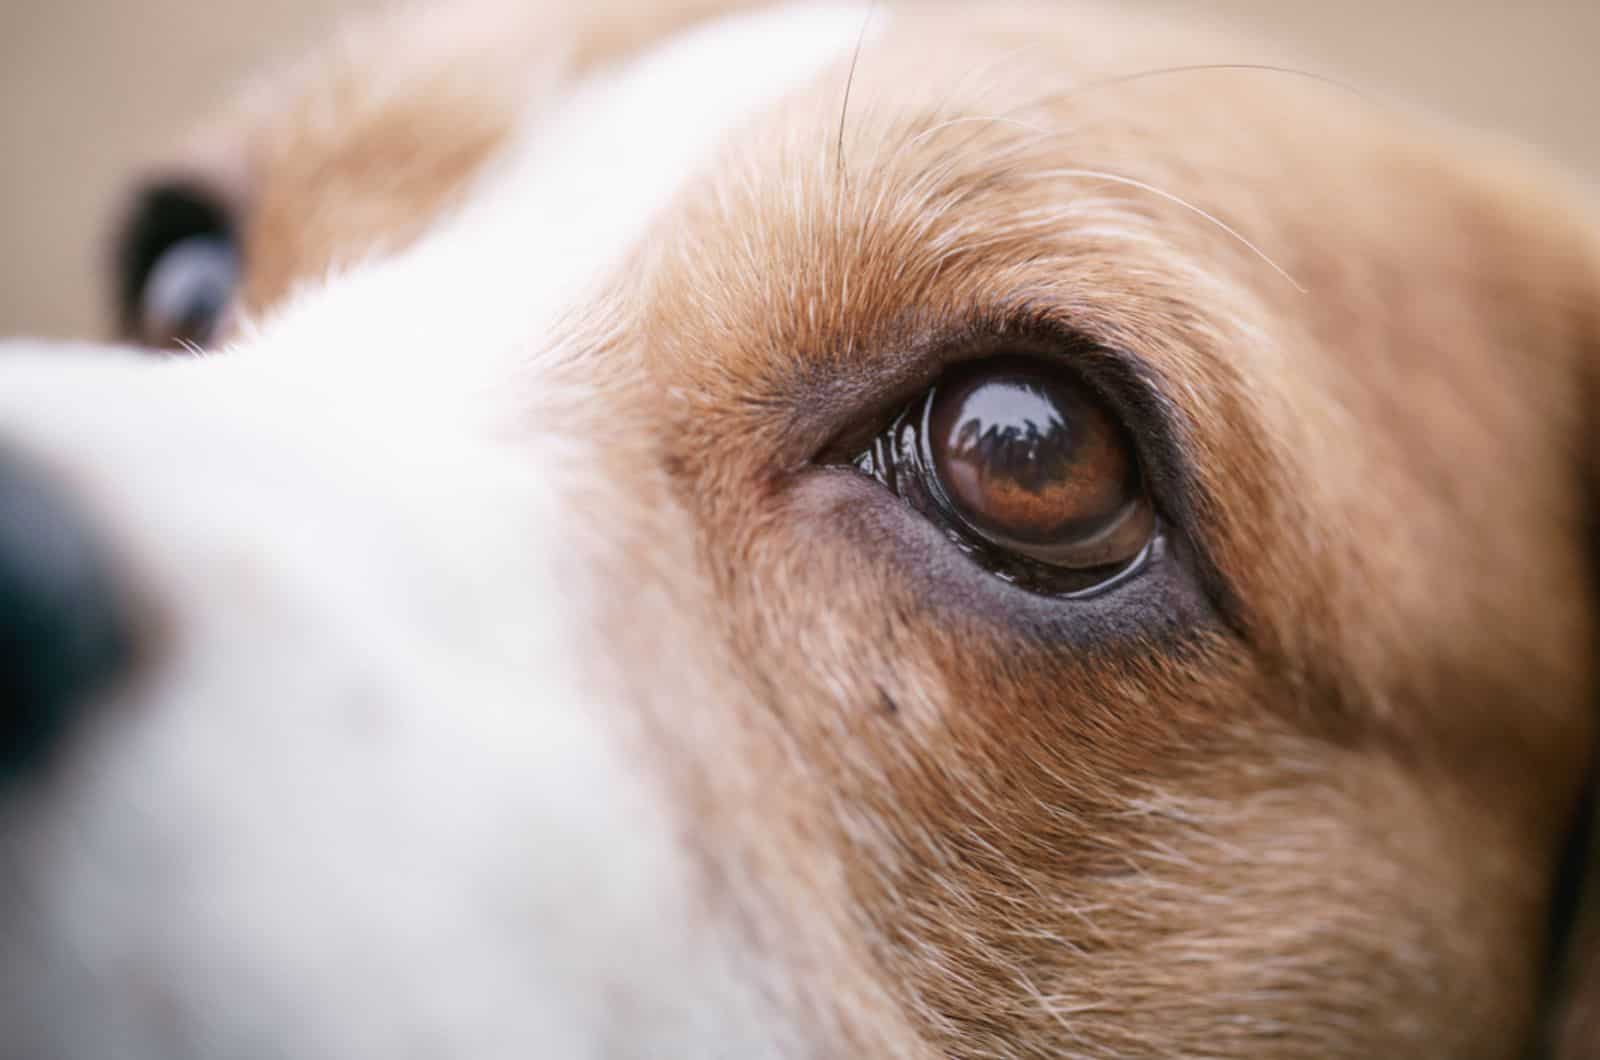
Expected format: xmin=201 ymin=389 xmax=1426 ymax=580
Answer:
xmin=787 ymin=467 xmax=1219 ymax=648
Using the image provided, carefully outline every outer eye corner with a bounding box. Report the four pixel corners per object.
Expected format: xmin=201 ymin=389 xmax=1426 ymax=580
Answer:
xmin=848 ymin=352 xmax=1159 ymax=598
xmin=112 ymin=180 xmax=240 ymax=351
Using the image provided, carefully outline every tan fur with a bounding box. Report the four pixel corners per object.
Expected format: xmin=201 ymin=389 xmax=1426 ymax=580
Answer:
xmin=162 ymin=0 xmax=751 ymax=319
xmin=122 ymin=2 xmax=1600 ymax=1056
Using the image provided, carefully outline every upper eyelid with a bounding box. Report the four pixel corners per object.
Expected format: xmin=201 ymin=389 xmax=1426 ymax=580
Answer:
xmin=809 ymin=309 xmax=1180 ymax=493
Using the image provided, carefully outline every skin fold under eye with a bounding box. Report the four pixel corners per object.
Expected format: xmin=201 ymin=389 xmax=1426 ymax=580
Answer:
xmin=848 ymin=355 xmax=1157 ymax=596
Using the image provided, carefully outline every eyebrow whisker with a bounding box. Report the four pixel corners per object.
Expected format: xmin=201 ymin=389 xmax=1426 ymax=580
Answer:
xmin=836 ymin=0 xmax=879 ymax=182
xmin=1036 ymin=166 xmax=1308 ymax=293
xmin=1029 ymin=62 xmax=1377 ymax=113
xmin=905 ymin=61 xmax=1376 ymax=174
xmin=908 ymin=115 xmax=1053 ymax=149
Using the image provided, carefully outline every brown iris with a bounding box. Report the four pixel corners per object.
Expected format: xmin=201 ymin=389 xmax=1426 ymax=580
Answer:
xmin=921 ymin=359 xmax=1154 ymax=574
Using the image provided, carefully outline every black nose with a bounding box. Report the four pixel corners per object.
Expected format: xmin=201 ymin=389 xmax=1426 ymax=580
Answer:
xmin=0 ymin=453 xmax=130 ymax=784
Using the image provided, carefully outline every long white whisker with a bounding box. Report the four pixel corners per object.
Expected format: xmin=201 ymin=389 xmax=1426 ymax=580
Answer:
xmin=1037 ymin=167 xmax=1308 ymax=293
xmin=1039 ymin=62 xmax=1376 ymax=110
xmin=908 ymin=115 xmax=1052 ymax=149
xmin=835 ymin=0 xmax=878 ymax=179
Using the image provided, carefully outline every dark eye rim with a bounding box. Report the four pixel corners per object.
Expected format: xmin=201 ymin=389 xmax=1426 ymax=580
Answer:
xmin=807 ymin=309 xmax=1241 ymax=627
xmin=111 ymin=179 xmax=237 ymax=343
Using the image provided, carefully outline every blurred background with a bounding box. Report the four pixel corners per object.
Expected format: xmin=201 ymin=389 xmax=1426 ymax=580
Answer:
xmin=2 ymin=0 xmax=1596 ymax=339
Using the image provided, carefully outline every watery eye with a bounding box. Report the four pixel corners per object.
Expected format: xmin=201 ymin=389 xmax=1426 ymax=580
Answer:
xmin=852 ymin=356 xmax=1156 ymax=595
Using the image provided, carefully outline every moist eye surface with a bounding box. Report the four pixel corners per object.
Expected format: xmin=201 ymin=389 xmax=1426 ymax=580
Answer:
xmin=928 ymin=365 xmax=1137 ymax=544
xmin=847 ymin=354 xmax=1157 ymax=596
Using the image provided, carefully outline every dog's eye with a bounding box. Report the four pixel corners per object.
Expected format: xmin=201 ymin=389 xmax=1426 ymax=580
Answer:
xmin=135 ymin=236 xmax=237 ymax=350
xmin=850 ymin=357 xmax=1156 ymax=595
xmin=114 ymin=183 xmax=238 ymax=351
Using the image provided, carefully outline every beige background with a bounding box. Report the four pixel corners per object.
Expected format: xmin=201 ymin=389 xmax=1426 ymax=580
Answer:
xmin=2 ymin=0 xmax=1596 ymax=339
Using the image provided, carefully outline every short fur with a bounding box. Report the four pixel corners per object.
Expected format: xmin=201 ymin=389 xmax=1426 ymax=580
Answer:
xmin=5 ymin=1 xmax=1600 ymax=1057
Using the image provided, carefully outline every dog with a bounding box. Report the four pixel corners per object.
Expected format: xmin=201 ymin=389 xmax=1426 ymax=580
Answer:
xmin=1 ymin=0 xmax=1598 ymax=1056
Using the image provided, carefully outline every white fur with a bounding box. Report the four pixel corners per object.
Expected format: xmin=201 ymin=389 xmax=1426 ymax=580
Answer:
xmin=0 ymin=6 xmax=874 ymax=1057
xmin=236 ymin=3 xmax=877 ymax=431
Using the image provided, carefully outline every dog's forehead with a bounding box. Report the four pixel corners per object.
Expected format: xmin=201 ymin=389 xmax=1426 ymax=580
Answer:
xmin=197 ymin=2 xmax=1257 ymax=322
xmin=207 ymin=0 xmax=846 ymax=316
xmin=209 ymin=1 xmax=1328 ymax=473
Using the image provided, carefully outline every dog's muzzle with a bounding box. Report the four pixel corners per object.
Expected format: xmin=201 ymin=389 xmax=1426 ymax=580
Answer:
xmin=0 ymin=450 xmax=130 ymax=786
xmin=0 ymin=340 xmax=784 ymax=1060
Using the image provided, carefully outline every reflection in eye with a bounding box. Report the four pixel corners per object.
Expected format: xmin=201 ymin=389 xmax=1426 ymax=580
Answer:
xmin=850 ymin=356 xmax=1156 ymax=595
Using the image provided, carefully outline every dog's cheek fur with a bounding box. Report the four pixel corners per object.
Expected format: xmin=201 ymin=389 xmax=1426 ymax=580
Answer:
xmin=633 ymin=17 xmax=1600 ymax=1053
xmin=706 ymin=521 xmax=1541 ymax=1058
xmin=1546 ymin=212 xmax=1600 ymax=1060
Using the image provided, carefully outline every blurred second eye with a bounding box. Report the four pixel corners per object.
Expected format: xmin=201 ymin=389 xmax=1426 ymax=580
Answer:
xmin=136 ymin=235 xmax=237 ymax=350
xmin=113 ymin=182 xmax=238 ymax=351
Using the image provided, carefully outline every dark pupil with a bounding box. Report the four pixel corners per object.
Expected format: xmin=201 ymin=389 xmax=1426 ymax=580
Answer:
xmin=927 ymin=367 xmax=1128 ymax=544
xmin=946 ymin=378 xmax=1080 ymax=492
